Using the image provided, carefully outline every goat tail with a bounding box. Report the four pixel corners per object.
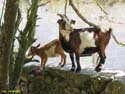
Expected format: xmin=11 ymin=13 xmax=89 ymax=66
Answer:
xmin=111 ymin=29 xmax=125 ymax=46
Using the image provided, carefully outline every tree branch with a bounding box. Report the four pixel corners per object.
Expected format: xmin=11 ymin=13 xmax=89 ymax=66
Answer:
xmin=64 ymin=0 xmax=68 ymax=15
xmin=111 ymin=33 xmax=125 ymax=47
xmin=93 ymin=0 xmax=108 ymax=15
xmin=69 ymin=0 xmax=99 ymax=28
xmin=38 ymin=1 xmax=50 ymax=7
xmin=0 ymin=0 xmax=5 ymax=31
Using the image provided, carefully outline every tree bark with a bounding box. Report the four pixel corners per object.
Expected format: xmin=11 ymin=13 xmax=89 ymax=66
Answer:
xmin=9 ymin=8 xmax=22 ymax=89
xmin=0 ymin=0 xmax=19 ymax=90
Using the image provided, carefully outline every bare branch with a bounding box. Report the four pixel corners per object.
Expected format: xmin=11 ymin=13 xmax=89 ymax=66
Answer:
xmin=38 ymin=1 xmax=50 ymax=7
xmin=93 ymin=0 xmax=108 ymax=15
xmin=111 ymin=33 xmax=125 ymax=47
xmin=0 ymin=0 xmax=6 ymax=32
xmin=64 ymin=0 xmax=68 ymax=15
xmin=69 ymin=0 xmax=99 ymax=28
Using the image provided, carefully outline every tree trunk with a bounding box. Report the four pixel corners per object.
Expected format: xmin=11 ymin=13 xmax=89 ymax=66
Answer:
xmin=0 ymin=0 xmax=19 ymax=90
xmin=9 ymin=8 xmax=22 ymax=88
xmin=9 ymin=0 xmax=39 ymax=89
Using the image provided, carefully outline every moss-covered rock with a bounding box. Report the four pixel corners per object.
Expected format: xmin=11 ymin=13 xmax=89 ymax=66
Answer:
xmin=102 ymin=80 xmax=125 ymax=94
xmin=22 ymin=68 xmax=125 ymax=94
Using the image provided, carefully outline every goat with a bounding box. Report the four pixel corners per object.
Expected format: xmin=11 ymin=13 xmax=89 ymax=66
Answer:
xmin=28 ymin=39 xmax=66 ymax=70
xmin=57 ymin=14 xmax=112 ymax=72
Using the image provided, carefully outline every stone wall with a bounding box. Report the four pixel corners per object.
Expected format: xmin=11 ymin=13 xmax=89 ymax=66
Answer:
xmin=25 ymin=68 xmax=125 ymax=94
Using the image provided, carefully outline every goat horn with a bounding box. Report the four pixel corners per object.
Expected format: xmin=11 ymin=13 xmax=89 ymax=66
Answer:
xmin=57 ymin=13 xmax=70 ymax=22
xmin=57 ymin=13 xmax=64 ymax=18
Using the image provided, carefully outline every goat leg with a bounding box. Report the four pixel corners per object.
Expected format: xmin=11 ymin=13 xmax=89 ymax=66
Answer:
xmin=75 ymin=53 xmax=81 ymax=72
xmin=59 ymin=54 xmax=66 ymax=67
xmin=95 ymin=56 xmax=105 ymax=72
xmin=70 ymin=53 xmax=75 ymax=72
xmin=95 ymin=64 xmax=102 ymax=72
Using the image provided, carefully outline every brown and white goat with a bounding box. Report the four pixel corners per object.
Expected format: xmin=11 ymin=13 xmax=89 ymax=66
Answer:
xmin=28 ymin=39 xmax=66 ymax=70
xmin=57 ymin=14 xmax=112 ymax=72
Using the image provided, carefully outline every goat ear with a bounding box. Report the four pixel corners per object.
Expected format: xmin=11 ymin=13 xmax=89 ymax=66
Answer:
xmin=109 ymin=28 xmax=112 ymax=32
xmin=57 ymin=20 xmax=60 ymax=23
xmin=36 ymin=44 xmax=40 ymax=48
xmin=70 ymin=19 xmax=76 ymax=25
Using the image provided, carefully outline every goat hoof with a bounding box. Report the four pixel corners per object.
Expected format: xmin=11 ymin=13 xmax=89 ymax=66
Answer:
xmin=95 ymin=67 xmax=101 ymax=72
xmin=61 ymin=64 xmax=65 ymax=67
xmin=70 ymin=68 xmax=75 ymax=72
xmin=58 ymin=63 xmax=65 ymax=67
xmin=76 ymin=68 xmax=81 ymax=72
xmin=59 ymin=62 xmax=62 ymax=65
